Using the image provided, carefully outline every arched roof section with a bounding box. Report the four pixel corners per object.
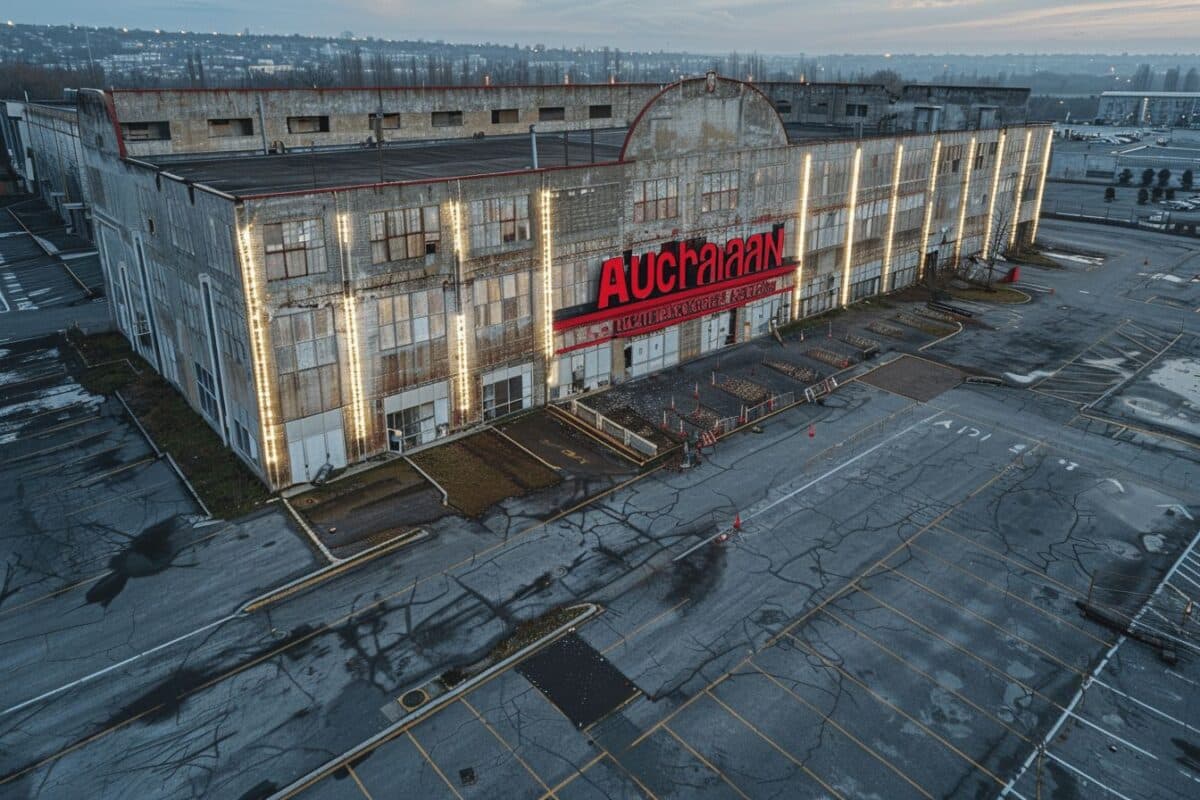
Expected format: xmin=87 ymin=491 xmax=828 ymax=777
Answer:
xmin=620 ymin=73 xmax=789 ymax=161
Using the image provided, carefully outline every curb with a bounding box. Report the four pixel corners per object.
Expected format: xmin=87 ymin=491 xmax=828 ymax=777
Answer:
xmin=240 ymin=527 xmax=430 ymax=614
xmin=404 ymin=455 xmax=449 ymax=506
xmin=491 ymin=425 xmax=563 ymax=473
xmin=115 ymin=388 xmax=213 ymax=519
xmin=272 ymin=602 xmax=601 ymax=800
xmin=281 ymin=494 xmax=337 ymax=563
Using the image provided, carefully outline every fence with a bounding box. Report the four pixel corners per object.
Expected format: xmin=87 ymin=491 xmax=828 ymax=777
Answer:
xmin=568 ymin=399 xmax=658 ymax=457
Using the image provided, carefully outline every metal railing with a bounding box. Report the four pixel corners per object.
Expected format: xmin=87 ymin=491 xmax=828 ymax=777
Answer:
xmin=568 ymin=399 xmax=658 ymax=457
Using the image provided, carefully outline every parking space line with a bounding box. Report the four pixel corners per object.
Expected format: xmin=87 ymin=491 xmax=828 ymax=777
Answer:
xmin=601 ymin=598 xmax=690 ymax=655
xmin=662 ymin=725 xmax=752 ymax=800
xmin=627 ymin=442 xmax=1040 ymax=752
xmin=816 ymin=606 xmax=1032 ymax=744
xmin=785 ymin=634 xmax=1006 ymax=788
xmin=1044 ymin=750 xmax=1136 ymax=800
xmin=459 ymin=697 xmax=555 ymax=796
xmin=879 ymin=564 xmax=1095 ymax=679
xmin=704 ymin=689 xmax=846 ymax=800
xmin=747 ymin=662 xmax=935 ymax=799
xmin=904 ymin=539 xmax=1110 ymax=647
xmin=345 ymin=764 xmax=374 ymax=799
xmin=535 ymin=753 xmax=607 ymax=800
xmin=407 ymin=731 xmax=465 ymax=800
xmin=854 ymin=586 xmax=1159 ymax=761
xmin=931 ymin=524 xmax=1092 ymax=600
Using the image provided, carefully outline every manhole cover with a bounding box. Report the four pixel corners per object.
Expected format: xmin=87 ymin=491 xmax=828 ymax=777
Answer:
xmin=400 ymin=689 xmax=428 ymax=710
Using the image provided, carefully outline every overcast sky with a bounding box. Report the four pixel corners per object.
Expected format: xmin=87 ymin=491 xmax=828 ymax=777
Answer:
xmin=14 ymin=1 xmax=1200 ymax=54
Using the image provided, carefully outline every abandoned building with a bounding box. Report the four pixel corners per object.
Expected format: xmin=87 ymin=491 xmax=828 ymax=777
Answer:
xmin=10 ymin=75 xmax=1049 ymax=489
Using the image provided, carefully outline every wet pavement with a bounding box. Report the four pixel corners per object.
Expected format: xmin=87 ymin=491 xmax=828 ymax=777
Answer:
xmin=0 ymin=216 xmax=1197 ymax=800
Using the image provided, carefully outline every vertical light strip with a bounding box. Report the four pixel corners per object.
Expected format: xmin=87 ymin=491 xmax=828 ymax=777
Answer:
xmin=1009 ymin=129 xmax=1033 ymax=250
xmin=918 ymin=139 xmax=942 ymax=282
xmin=791 ymin=152 xmax=812 ymax=320
xmin=337 ymin=212 xmax=367 ymax=459
xmin=953 ymin=136 xmax=977 ymax=266
xmin=451 ymin=201 xmax=470 ymax=421
xmin=981 ymin=130 xmax=1007 ymax=262
xmin=236 ymin=220 xmax=280 ymax=487
xmin=840 ymin=147 xmax=862 ymax=308
xmin=881 ymin=143 xmax=904 ymax=293
xmin=1030 ymin=127 xmax=1054 ymax=243
xmin=540 ymin=189 xmax=555 ymax=385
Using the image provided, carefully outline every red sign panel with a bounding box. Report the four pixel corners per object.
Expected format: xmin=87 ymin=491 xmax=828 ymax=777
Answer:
xmin=555 ymin=226 xmax=793 ymax=349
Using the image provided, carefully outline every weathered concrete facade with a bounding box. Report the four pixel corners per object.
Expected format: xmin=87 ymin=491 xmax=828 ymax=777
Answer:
xmin=75 ymin=76 xmax=1049 ymax=490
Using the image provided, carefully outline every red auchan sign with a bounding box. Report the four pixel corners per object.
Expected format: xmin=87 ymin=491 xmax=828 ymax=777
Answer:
xmin=555 ymin=226 xmax=792 ymax=346
xmin=597 ymin=226 xmax=787 ymax=311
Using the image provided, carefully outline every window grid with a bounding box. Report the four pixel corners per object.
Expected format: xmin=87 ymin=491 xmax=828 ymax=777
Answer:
xmin=701 ymin=170 xmax=739 ymax=212
xmin=473 ymin=273 xmax=532 ymax=328
xmin=468 ymin=196 xmax=531 ymax=249
xmin=632 ymin=177 xmax=679 ymax=223
xmin=379 ymin=289 xmax=446 ymax=351
xmin=369 ymin=206 xmax=441 ymax=264
xmin=264 ymin=219 xmax=326 ymax=280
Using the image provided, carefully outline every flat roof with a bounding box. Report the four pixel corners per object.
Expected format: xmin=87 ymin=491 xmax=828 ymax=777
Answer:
xmin=149 ymin=130 xmax=629 ymax=197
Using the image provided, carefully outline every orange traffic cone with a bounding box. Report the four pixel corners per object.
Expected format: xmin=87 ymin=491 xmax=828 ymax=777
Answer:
xmin=809 ymin=423 xmax=815 ymax=439
xmin=733 ymin=512 xmax=742 ymax=531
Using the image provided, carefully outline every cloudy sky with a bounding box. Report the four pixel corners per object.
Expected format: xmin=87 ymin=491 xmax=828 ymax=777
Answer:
xmin=15 ymin=0 xmax=1200 ymax=53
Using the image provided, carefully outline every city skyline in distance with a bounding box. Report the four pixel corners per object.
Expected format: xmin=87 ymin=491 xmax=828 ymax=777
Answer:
xmin=7 ymin=0 xmax=1200 ymax=55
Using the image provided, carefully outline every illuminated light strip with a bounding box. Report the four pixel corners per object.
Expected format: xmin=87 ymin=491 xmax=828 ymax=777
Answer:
xmin=840 ymin=146 xmax=862 ymax=308
xmin=237 ymin=221 xmax=280 ymax=487
xmin=981 ymin=130 xmax=1007 ymax=262
xmin=953 ymin=136 xmax=977 ymax=266
xmin=918 ymin=139 xmax=942 ymax=282
xmin=337 ymin=212 xmax=367 ymax=458
xmin=791 ymin=152 xmax=812 ymax=320
xmin=1009 ymin=129 xmax=1033 ymax=250
xmin=881 ymin=143 xmax=904 ymax=293
xmin=540 ymin=189 xmax=555 ymax=368
xmin=451 ymin=201 xmax=470 ymax=419
xmin=1030 ymin=127 xmax=1054 ymax=243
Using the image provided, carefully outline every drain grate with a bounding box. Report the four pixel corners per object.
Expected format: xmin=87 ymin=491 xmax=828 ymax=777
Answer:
xmin=517 ymin=633 xmax=637 ymax=729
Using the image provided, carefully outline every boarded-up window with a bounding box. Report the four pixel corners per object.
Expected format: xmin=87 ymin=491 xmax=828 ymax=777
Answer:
xmin=121 ymin=121 xmax=171 ymax=141
xmin=208 ymin=118 xmax=254 ymax=137
xmin=491 ymin=108 xmax=519 ymax=124
xmin=538 ymin=106 xmax=566 ymax=122
xmin=431 ymin=110 xmax=463 ymax=127
xmin=368 ymin=112 xmax=401 ymax=130
xmin=588 ymin=104 xmax=612 ymax=119
xmin=286 ymin=115 xmax=330 ymax=134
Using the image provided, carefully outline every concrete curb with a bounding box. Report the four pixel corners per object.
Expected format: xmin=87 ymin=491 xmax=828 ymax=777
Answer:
xmin=280 ymin=495 xmax=337 ymax=563
xmin=918 ymin=320 xmax=965 ymax=352
xmin=114 ymin=388 xmax=213 ymax=519
xmin=240 ymin=527 xmax=430 ymax=614
xmin=271 ymin=602 xmax=601 ymax=800
xmin=491 ymin=425 xmax=563 ymax=473
xmin=404 ymin=455 xmax=449 ymax=506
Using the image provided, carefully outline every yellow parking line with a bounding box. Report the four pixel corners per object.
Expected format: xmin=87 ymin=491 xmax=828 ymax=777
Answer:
xmin=748 ymin=663 xmax=935 ymax=798
xmin=662 ymin=725 xmax=752 ymax=800
xmin=785 ymin=634 xmax=1006 ymax=788
xmin=346 ymin=764 xmax=374 ymax=799
xmin=536 ymin=753 xmax=606 ymax=800
xmin=407 ymin=731 xmax=464 ymax=800
xmin=601 ymin=598 xmax=690 ymax=655
xmin=904 ymin=538 xmax=1110 ymax=647
xmin=704 ymin=689 xmax=846 ymax=800
xmin=875 ymin=564 xmax=1088 ymax=678
xmin=931 ymin=524 xmax=1091 ymax=600
xmin=817 ymin=605 xmax=1031 ymax=744
xmin=459 ymin=697 xmax=554 ymax=795
xmin=625 ymin=443 xmax=1039 ymax=752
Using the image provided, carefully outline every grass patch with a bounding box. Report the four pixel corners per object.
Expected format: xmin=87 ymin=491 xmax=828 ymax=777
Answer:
xmin=411 ymin=429 xmax=560 ymax=517
xmin=1009 ymin=247 xmax=1063 ymax=269
xmin=294 ymin=457 xmax=423 ymax=511
xmin=67 ymin=328 xmax=271 ymax=518
xmin=948 ymin=286 xmax=1027 ymax=304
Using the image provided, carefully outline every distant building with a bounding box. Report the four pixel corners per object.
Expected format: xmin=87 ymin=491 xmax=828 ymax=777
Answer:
xmin=1097 ymin=91 xmax=1200 ymax=127
xmin=6 ymin=76 xmax=1047 ymax=489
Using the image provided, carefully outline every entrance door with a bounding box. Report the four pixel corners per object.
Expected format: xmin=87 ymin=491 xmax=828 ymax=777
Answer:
xmin=285 ymin=409 xmax=348 ymax=485
xmin=725 ymin=308 xmax=738 ymax=345
xmin=701 ymin=312 xmax=730 ymax=353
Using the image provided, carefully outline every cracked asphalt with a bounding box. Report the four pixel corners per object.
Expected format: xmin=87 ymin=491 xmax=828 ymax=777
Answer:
xmin=1 ymin=217 xmax=1198 ymax=799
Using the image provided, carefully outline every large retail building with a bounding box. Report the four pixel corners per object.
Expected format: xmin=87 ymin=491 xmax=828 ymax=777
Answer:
xmin=60 ymin=75 xmax=1050 ymax=489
